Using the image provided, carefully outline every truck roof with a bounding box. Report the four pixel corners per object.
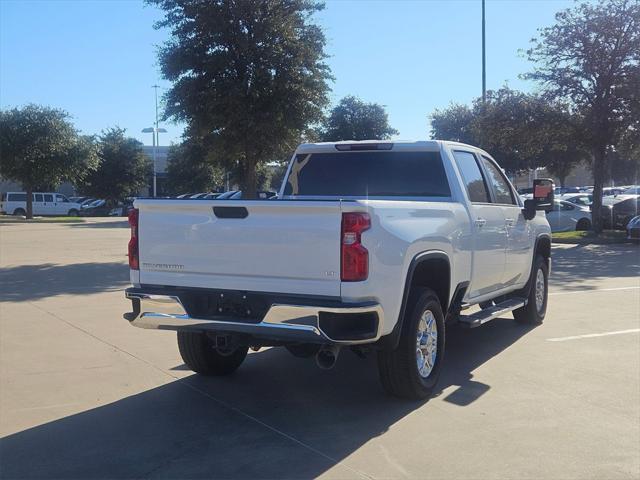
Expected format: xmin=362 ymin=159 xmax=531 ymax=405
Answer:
xmin=296 ymin=139 xmax=479 ymax=154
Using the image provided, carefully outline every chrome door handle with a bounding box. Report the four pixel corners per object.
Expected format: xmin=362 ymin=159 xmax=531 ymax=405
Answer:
xmin=505 ymin=218 xmax=515 ymax=227
xmin=475 ymin=218 xmax=486 ymax=228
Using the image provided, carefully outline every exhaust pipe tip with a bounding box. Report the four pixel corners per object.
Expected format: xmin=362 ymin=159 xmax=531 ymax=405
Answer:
xmin=315 ymin=345 xmax=340 ymax=370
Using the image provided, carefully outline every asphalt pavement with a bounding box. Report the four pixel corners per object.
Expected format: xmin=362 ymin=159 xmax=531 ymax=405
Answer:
xmin=0 ymin=218 xmax=638 ymax=479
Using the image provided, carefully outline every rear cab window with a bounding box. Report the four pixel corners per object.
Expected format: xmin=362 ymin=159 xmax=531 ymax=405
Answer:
xmin=283 ymin=150 xmax=451 ymax=198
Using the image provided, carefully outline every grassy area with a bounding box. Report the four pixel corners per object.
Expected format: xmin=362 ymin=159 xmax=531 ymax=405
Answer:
xmin=552 ymin=230 xmax=630 ymax=245
xmin=0 ymin=215 xmax=85 ymax=224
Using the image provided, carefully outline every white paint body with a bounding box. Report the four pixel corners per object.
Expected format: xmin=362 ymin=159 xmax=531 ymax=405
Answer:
xmin=132 ymin=140 xmax=551 ymax=339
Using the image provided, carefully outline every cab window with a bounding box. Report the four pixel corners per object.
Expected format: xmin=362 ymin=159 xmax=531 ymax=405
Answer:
xmin=56 ymin=194 xmax=68 ymax=203
xmin=480 ymin=156 xmax=516 ymax=205
xmin=43 ymin=194 xmax=53 ymax=202
xmin=453 ymin=151 xmax=490 ymax=203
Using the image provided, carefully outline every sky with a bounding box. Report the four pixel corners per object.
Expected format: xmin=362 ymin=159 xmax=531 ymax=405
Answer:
xmin=0 ymin=0 xmax=575 ymax=147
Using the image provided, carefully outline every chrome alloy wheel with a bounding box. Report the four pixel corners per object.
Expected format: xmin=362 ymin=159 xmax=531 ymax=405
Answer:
xmin=535 ymin=268 xmax=546 ymax=313
xmin=416 ymin=310 xmax=438 ymax=378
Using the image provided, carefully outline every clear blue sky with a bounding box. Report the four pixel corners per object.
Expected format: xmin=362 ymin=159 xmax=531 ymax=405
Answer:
xmin=0 ymin=0 xmax=574 ymax=147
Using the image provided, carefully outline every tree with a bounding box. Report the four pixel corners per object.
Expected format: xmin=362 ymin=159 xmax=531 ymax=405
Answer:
xmin=0 ymin=105 xmax=98 ymax=219
xmin=150 ymin=0 xmax=332 ymax=198
xmin=321 ymin=95 xmax=398 ymax=141
xmin=430 ymin=87 xmax=586 ymax=179
xmin=165 ymin=139 xmax=224 ymax=195
xmin=525 ymin=0 xmax=640 ymax=231
xmin=80 ymin=128 xmax=150 ymax=203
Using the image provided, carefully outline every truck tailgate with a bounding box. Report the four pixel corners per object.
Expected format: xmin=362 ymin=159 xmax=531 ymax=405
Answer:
xmin=136 ymin=200 xmax=343 ymax=297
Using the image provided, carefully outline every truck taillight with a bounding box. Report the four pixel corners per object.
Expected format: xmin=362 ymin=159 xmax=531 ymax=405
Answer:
xmin=341 ymin=212 xmax=371 ymax=282
xmin=128 ymin=208 xmax=139 ymax=270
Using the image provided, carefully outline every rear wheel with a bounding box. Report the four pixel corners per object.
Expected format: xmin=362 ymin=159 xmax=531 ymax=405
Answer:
xmin=13 ymin=208 xmax=25 ymax=217
xmin=513 ymin=254 xmax=548 ymax=325
xmin=377 ymin=289 xmax=445 ymax=400
xmin=576 ymin=218 xmax=591 ymax=231
xmin=177 ymin=331 xmax=248 ymax=376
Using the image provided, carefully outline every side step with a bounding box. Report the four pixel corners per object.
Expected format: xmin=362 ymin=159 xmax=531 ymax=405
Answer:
xmin=458 ymin=298 xmax=526 ymax=328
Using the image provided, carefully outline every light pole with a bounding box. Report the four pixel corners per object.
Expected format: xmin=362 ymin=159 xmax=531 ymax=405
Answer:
xmin=143 ymin=85 xmax=167 ymax=197
xmin=142 ymin=126 xmax=167 ymax=197
xmin=482 ymin=0 xmax=486 ymax=104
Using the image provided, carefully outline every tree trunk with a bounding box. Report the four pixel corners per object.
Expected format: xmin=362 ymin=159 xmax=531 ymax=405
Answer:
xmin=591 ymin=147 xmax=607 ymax=233
xmin=240 ymin=160 xmax=258 ymax=199
xmin=25 ymin=185 xmax=33 ymax=219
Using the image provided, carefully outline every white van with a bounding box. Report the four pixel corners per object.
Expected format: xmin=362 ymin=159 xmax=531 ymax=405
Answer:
xmin=0 ymin=192 xmax=83 ymax=216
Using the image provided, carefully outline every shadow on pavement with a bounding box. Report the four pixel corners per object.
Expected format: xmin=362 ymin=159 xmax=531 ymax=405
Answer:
xmin=69 ymin=220 xmax=128 ymax=228
xmin=550 ymin=243 xmax=640 ymax=290
xmin=0 ymin=262 xmax=129 ymax=301
xmin=0 ymin=318 xmax=533 ymax=479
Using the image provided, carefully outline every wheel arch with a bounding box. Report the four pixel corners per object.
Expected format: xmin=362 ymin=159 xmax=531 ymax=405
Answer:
xmin=375 ymin=250 xmax=452 ymax=350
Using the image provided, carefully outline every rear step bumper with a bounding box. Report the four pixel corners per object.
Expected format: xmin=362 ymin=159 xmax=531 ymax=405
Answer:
xmin=124 ymin=289 xmax=383 ymax=345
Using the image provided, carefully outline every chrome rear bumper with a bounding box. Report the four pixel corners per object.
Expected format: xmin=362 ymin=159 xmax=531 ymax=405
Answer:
xmin=124 ymin=290 xmax=383 ymax=345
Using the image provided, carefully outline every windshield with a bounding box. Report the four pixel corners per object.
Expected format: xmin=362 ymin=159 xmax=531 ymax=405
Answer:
xmin=283 ymin=151 xmax=451 ymax=198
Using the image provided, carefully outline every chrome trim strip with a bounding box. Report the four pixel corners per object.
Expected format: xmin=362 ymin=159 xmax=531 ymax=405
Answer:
xmin=125 ymin=292 xmax=383 ymax=345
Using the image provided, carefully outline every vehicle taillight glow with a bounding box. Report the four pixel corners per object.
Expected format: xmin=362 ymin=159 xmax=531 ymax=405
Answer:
xmin=128 ymin=208 xmax=139 ymax=270
xmin=341 ymin=212 xmax=371 ymax=281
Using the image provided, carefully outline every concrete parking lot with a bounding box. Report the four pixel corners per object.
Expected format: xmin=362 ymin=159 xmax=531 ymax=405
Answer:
xmin=0 ymin=218 xmax=639 ymax=479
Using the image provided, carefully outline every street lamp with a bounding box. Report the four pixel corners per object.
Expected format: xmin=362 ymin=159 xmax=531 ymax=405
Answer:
xmin=142 ymin=126 xmax=167 ymax=197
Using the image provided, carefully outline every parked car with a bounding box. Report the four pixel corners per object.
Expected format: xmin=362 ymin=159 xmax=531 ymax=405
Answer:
xmin=627 ymin=216 xmax=640 ymax=241
xmin=0 ymin=192 xmax=82 ymax=216
xmin=216 ymin=190 xmax=276 ymax=199
xmin=560 ymin=193 xmax=592 ymax=207
xmin=124 ymin=140 xmax=554 ymax=400
xmin=606 ymin=195 xmax=640 ymax=230
xmin=623 ymin=186 xmax=640 ymax=195
xmin=554 ymin=186 xmax=580 ymax=195
xmin=79 ymin=199 xmax=110 ymax=216
xmin=546 ymin=200 xmax=592 ymax=232
xmin=602 ymin=187 xmax=627 ymax=196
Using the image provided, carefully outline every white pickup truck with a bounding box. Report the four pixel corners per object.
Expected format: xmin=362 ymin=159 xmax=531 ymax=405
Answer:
xmin=124 ymin=140 xmax=553 ymax=399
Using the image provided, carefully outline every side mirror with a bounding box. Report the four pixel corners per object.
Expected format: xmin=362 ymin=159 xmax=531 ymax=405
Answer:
xmin=522 ymin=178 xmax=555 ymax=220
xmin=523 ymin=199 xmax=537 ymax=220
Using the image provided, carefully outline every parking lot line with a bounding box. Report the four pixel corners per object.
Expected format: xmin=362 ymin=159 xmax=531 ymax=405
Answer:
xmin=549 ymin=286 xmax=640 ymax=296
xmin=547 ymin=329 xmax=640 ymax=342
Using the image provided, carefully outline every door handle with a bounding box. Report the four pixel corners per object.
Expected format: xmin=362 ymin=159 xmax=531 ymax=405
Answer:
xmin=505 ymin=218 xmax=515 ymax=227
xmin=474 ymin=218 xmax=486 ymax=228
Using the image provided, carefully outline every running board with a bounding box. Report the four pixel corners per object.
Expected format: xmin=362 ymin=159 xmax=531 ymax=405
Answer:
xmin=458 ymin=298 xmax=526 ymax=328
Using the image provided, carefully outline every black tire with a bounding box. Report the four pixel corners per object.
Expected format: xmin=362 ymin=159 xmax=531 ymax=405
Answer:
xmin=177 ymin=331 xmax=248 ymax=376
xmin=68 ymin=209 xmax=79 ymax=217
xmin=576 ymin=218 xmax=591 ymax=231
xmin=513 ymin=254 xmax=548 ymax=325
xmin=285 ymin=343 xmax=320 ymax=358
xmin=377 ymin=288 xmax=445 ymax=400
xmin=13 ymin=208 xmax=26 ymax=217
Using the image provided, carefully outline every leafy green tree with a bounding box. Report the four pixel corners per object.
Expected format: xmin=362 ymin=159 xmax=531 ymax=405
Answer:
xmin=525 ymin=0 xmax=640 ymax=231
xmin=430 ymin=87 xmax=586 ymax=180
xmin=165 ymin=139 xmax=223 ymax=195
xmin=80 ymin=128 xmax=150 ymax=203
xmin=150 ymin=0 xmax=332 ymax=198
xmin=0 ymin=105 xmax=98 ymax=218
xmin=321 ymin=95 xmax=399 ymax=141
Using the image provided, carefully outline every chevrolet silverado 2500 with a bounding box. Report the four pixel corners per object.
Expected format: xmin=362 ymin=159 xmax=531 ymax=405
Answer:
xmin=124 ymin=140 xmax=553 ymax=399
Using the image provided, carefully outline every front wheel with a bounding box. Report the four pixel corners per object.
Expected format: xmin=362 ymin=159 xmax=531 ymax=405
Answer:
xmin=377 ymin=289 xmax=445 ymax=400
xmin=513 ymin=254 xmax=548 ymax=324
xmin=177 ymin=331 xmax=248 ymax=376
xmin=68 ymin=209 xmax=79 ymax=217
